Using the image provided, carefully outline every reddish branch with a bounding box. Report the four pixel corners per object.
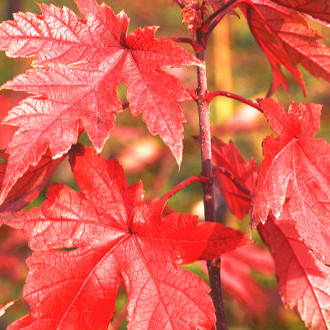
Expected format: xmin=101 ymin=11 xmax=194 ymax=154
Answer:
xmin=159 ymin=175 xmax=209 ymax=204
xmin=196 ymin=27 xmax=228 ymax=329
xmin=205 ymin=90 xmax=263 ymax=112
xmin=187 ymin=88 xmax=198 ymax=100
xmin=159 ymin=167 xmax=252 ymax=206
xmin=202 ymin=0 xmax=240 ymax=33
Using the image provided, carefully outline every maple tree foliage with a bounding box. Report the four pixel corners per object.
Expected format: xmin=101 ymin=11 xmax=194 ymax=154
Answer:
xmin=2 ymin=145 xmax=248 ymax=329
xmin=211 ymin=137 xmax=257 ymax=220
xmin=0 ymin=0 xmax=329 ymax=328
xmin=0 ymin=150 xmax=62 ymax=213
xmin=239 ymin=0 xmax=330 ymax=95
xmin=253 ymin=98 xmax=330 ymax=265
xmin=269 ymin=0 xmax=330 ymax=23
xmin=210 ymin=134 xmax=330 ymax=328
xmin=0 ymin=94 xmax=16 ymax=149
xmin=259 ymin=211 xmax=330 ymax=329
xmin=0 ymin=0 xmax=200 ymax=205
xmin=182 ymin=1 xmax=208 ymax=36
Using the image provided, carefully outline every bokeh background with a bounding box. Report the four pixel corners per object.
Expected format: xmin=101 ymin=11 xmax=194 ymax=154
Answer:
xmin=0 ymin=0 xmax=329 ymax=329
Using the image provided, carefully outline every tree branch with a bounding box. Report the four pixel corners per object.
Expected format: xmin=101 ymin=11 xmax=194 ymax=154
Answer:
xmin=205 ymin=90 xmax=263 ymax=113
xmin=196 ymin=28 xmax=228 ymax=330
xmin=202 ymin=0 xmax=240 ymax=33
xmin=159 ymin=175 xmax=209 ymax=205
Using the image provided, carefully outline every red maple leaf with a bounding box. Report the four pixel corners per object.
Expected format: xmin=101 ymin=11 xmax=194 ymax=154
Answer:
xmin=240 ymin=0 xmax=330 ymax=95
xmin=258 ymin=207 xmax=330 ymax=329
xmin=0 ymin=149 xmax=62 ymax=212
xmin=209 ymin=139 xmax=276 ymax=317
xmin=0 ymin=0 xmax=199 ymax=205
xmin=0 ymin=94 xmax=16 ymax=149
xmin=252 ymin=98 xmax=330 ymax=265
xmin=211 ymin=137 xmax=257 ymax=220
xmin=270 ymin=0 xmax=330 ymax=24
xmin=4 ymin=145 xmax=248 ymax=329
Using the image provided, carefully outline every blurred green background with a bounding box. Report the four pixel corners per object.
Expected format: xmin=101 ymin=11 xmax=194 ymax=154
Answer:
xmin=0 ymin=0 xmax=329 ymax=329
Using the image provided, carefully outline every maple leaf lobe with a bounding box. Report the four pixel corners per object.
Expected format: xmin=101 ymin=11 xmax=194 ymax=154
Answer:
xmin=253 ymin=98 xmax=330 ymax=265
xmin=211 ymin=137 xmax=257 ymax=220
xmin=240 ymin=0 xmax=330 ymax=95
xmin=0 ymin=0 xmax=200 ymax=205
xmin=5 ymin=146 xmax=247 ymax=329
xmin=259 ymin=210 xmax=330 ymax=329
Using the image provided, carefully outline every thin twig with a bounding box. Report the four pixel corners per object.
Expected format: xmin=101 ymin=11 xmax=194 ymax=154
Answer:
xmin=201 ymin=0 xmax=239 ymax=34
xmin=205 ymin=90 xmax=263 ymax=113
xmin=187 ymin=88 xmax=198 ymax=100
xmin=159 ymin=175 xmax=209 ymax=205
